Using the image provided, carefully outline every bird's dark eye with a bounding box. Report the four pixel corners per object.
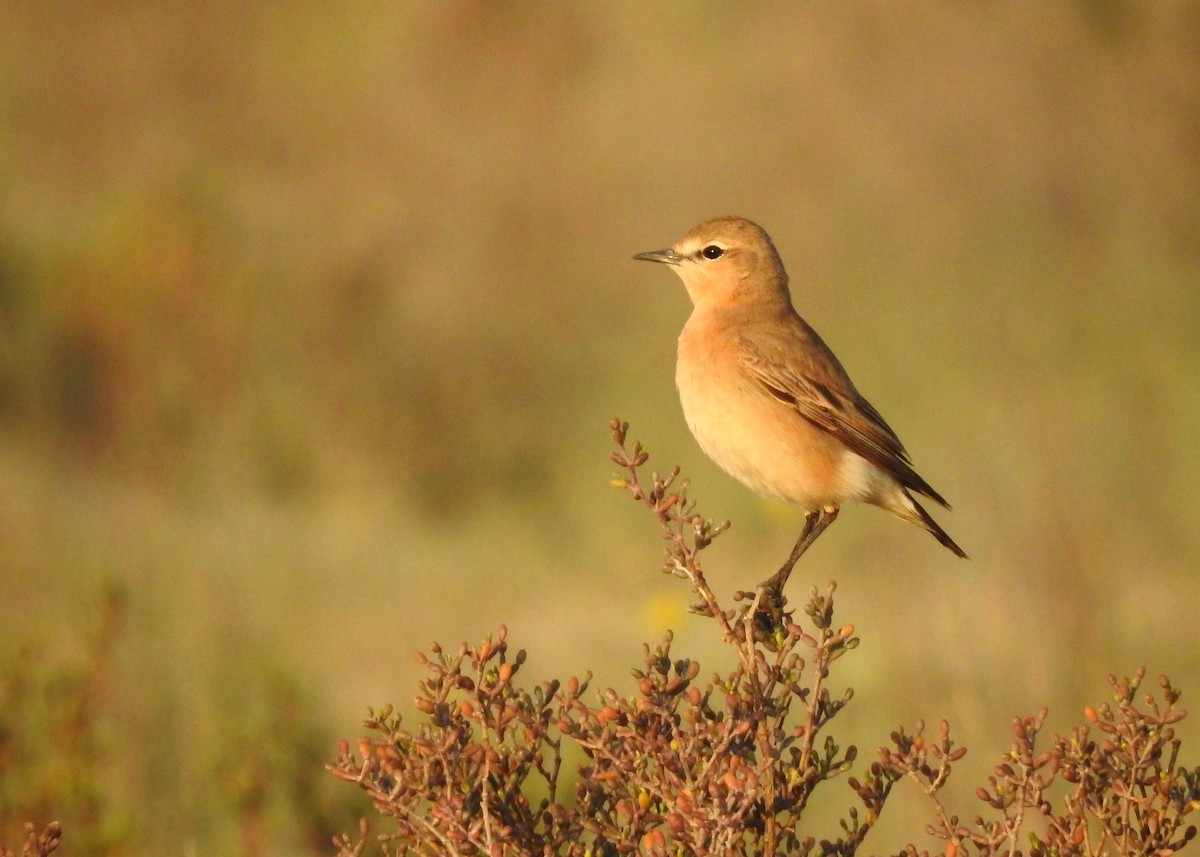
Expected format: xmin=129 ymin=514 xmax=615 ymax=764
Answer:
xmin=701 ymin=245 xmax=724 ymax=260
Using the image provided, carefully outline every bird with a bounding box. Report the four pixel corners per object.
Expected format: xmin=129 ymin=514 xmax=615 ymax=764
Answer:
xmin=634 ymin=216 xmax=965 ymax=586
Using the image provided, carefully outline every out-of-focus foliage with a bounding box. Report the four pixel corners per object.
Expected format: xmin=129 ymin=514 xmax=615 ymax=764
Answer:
xmin=1 ymin=2 xmax=1197 ymax=853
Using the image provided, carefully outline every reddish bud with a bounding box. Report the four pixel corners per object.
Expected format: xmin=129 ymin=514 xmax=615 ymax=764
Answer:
xmin=641 ymin=830 xmax=665 ymax=852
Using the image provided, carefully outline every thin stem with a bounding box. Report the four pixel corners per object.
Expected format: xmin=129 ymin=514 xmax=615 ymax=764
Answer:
xmin=797 ymin=635 xmax=830 ymax=776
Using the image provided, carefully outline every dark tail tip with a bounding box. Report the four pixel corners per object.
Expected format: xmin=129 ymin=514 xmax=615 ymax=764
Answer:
xmin=911 ymin=498 xmax=968 ymax=559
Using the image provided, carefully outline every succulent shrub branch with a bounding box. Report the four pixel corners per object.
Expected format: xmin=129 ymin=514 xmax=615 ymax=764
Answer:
xmin=329 ymin=420 xmax=1199 ymax=857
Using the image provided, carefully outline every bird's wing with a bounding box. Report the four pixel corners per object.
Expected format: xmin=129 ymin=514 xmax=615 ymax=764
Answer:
xmin=737 ymin=329 xmax=950 ymax=508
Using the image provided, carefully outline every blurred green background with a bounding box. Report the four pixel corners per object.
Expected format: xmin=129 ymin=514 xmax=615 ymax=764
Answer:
xmin=2 ymin=2 xmax=1198 ymax=853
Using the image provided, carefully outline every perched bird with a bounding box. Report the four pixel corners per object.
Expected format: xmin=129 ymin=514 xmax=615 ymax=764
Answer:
xmin=634 ymin=216 xmax=965 ymax=581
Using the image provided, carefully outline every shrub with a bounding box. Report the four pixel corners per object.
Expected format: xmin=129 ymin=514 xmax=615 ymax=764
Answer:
xmin=329 ymin=421 xmax=1200 ymax=856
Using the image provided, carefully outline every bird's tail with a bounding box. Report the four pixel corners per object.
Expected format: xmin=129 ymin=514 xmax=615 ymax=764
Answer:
xmin=892 ymin=491 xmax=968 ymax=558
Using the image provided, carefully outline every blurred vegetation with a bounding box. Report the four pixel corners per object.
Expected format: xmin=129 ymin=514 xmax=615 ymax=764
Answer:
xmin=0 ymin=588 xmax=127 ymax=855
xmin=1 ymin=2 xmax=1198 ymax=853
xmin=0 ymin=587 xmax=365 ymax=854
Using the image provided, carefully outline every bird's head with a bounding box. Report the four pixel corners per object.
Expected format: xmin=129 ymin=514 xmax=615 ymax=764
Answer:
xmin=634 ymin=216 xmax=791 ymax=313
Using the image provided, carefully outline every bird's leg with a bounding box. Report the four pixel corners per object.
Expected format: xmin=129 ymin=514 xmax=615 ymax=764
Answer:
xmin=741 ymin=508 xmax=839 ymax=639
xmin=774 ymin=511 xmax=818 ymax=585
xmin=764 ymin=507 xmax=840 ymax=596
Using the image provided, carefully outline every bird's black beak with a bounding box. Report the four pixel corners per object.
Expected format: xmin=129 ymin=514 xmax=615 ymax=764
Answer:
xmin=633 ymin=248 xmax=683 ymax=266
